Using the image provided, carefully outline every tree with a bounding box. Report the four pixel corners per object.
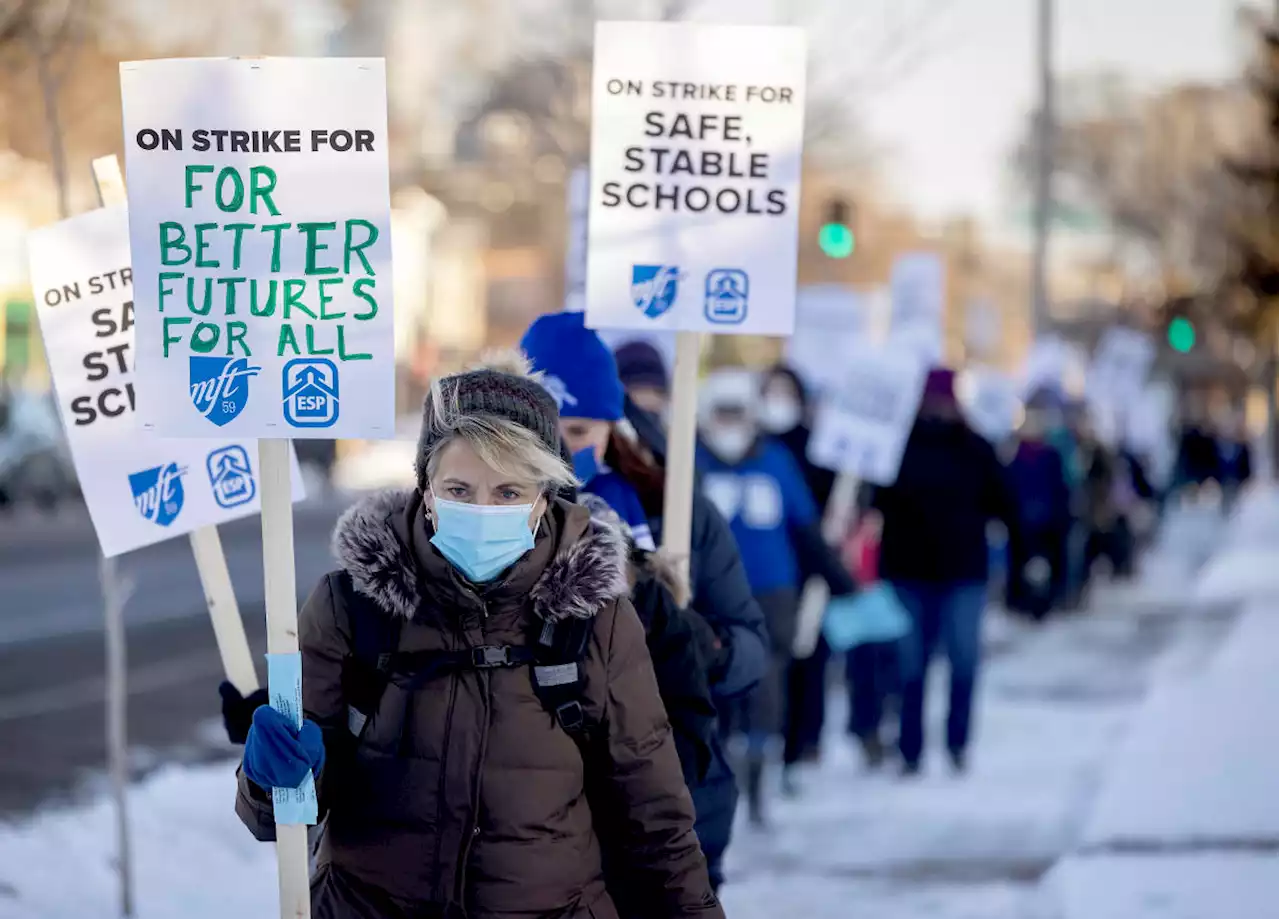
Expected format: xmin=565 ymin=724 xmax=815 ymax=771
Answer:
xmin=1215 ymin=9 xmax=1278 ymax=349
xmin=0 ymin=0 xmax=88 ymax=218
xmin=0 ymin=0 xmax=292 ymax=216
xmin=1012 ymin=71 xmax=1238 ymax=304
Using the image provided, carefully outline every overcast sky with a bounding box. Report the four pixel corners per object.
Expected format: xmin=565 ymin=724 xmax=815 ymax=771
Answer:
xmin=683 ymin=0 xmax=1252 ymax=232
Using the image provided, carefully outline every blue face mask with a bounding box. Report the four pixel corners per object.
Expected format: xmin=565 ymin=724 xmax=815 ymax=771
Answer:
xmin=429 ymin=495 xmax=538 ymax=583
xmin=572 ymin=447 xmax=600 ymax=485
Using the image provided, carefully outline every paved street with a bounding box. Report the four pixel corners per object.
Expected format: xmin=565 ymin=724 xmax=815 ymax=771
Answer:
xmin=0 ymin=497 xmax=346 ymax=814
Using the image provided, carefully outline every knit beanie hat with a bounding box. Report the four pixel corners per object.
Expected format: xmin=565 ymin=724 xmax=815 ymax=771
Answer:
xmin=519 ymin=311 xmax=625 ymax=421
xmin=414 ymin=353 xmax=561 ymax=491
xmin=614 ymin=340 xmax=669 ymax=393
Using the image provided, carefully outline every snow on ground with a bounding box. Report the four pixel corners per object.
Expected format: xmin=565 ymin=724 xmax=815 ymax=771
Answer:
xmin=1079 ymin=602 xmax=1278 ymax=847
xmin=0 ymin=764 xmax=274 ymax=919
xmin=1046 ymin=853 xmax=1278 ymax=919
xmin=1042 ymin=485 xmax=1279 ymax=919
xmin=720 ymin=566 xmax=1225 ymax=917
xmin=0 ymin=497 xmax=1268 ymax=919
xmin=1194 ymin=483 xmax=1279 ymax=605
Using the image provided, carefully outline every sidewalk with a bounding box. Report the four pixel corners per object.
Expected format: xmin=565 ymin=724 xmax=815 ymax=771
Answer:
xmin=719 ymin=499 xmax=1243 ymax=919
xmin=1040 ymin=484 xmax=1278 ymax=919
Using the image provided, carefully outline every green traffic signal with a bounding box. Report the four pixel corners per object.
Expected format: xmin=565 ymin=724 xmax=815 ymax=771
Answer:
xmin=1168 ymin=317 xmax=1196 ymax=353
xmin=818 ymin=222 xmax=854 ymax=259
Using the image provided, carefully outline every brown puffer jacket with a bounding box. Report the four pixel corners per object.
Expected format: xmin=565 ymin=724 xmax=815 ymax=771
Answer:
xmin=236 ymin=488 xmax=724 ymax=919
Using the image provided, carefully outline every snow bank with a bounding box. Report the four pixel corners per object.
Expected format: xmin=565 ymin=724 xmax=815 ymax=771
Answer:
xmin=1081 ymin=602 xmax=1278 ymax=847
xmin=1044 ymin=852 xmax=1278 ymax=919
xmin=0 ymin=763 xmax=274 ymax=919
xmin=1195 ymin=483 xmax=1279 ymax=604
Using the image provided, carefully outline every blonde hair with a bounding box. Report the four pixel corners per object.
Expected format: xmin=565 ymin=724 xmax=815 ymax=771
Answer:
xmin=422 ymin=373 xmax=575 ymax=495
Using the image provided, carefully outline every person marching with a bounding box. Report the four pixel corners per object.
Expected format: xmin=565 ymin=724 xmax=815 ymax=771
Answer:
xmin=866 ymin=368 xmax=1014 ymax=775
xmin=234 ymin=354 xmax=724 ymax=919
xmin=696 ymin=368 xmax=855 ymax=822
xmin=519 ymin=310 xmax=767 ymax=891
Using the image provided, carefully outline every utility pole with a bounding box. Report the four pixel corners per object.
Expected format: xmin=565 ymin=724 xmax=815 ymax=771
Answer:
xmin=1030 ymin=0 xmax=1054 ymax=338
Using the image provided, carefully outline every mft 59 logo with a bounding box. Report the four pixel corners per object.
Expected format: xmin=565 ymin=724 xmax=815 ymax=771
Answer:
xmin=128 ymin=461 xmax=187 ymax=526
xmin=190 ymin=356 xmax=261 ymax=427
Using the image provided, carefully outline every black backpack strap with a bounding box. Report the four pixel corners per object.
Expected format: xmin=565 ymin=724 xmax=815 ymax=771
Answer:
xmin=340 ymin=580 xmax=405 ymax=739
xmin=389 ymin=645 xmax=535 ymax=692
xmin=339 ymin=574 xmax=598 ymax=747
xmin=530 ymin=617 xmax=596 ymax=738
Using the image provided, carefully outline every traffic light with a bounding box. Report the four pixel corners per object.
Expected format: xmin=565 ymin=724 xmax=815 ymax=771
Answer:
xmin=1167 ymin=316 xmax=1196 ymax=353
xmin=818 ymin=198 xmax=855 ymax=259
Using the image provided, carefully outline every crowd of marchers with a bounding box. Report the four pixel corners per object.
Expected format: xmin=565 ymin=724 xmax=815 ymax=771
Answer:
xmin=216 ymin=315 xmax=1249 ymax=918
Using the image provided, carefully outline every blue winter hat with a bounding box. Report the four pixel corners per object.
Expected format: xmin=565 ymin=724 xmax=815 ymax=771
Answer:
xmin=519 ymin=311 xmax=625 ymax=421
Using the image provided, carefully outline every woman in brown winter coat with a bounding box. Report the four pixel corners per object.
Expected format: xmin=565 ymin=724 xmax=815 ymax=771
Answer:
xmin=235 ymin=356 xmax=723 ymax=919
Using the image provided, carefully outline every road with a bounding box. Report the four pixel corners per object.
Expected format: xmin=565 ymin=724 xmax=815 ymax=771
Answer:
xmin=0 ymin=497 xmax=346 ymax=814
xmin=0 ymin=498 xmax=1223 ymax=817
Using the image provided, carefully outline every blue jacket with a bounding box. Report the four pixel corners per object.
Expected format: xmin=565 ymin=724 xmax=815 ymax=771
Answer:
xmin=696 ymin=439 xmax=821 ymax=596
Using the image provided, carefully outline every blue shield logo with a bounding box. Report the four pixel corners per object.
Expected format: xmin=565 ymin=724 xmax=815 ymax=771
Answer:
xmin=128 ymin=462 xmax=186 ymax=526
xmin=206 ymin=444 xmax=256 ymax=509
xmin=282 ymin=358 xmax=340 ymax=428
xmin=190 ymin=356 xmax=261 ymax=427
xmin=631 ymin=265 xmax=681 ymax=319
xmin=704 ymin=269 xmax=749 ymax=325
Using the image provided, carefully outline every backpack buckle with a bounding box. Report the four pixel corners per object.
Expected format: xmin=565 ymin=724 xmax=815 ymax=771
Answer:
xmin=555 ymin=700 xmax=585 ymax=733
xmin=472 ymin=645 xmax=511 ymax=668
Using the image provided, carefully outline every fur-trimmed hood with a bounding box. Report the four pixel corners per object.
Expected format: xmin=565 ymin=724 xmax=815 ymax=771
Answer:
xmin=330 ymin=488 xmax=629 ymax=623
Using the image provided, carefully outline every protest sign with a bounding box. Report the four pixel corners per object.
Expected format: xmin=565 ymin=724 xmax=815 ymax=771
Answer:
xmin=1089 ymin=326 xmax=1154 ymax=406
xmin=786 ymin=285 xmax=871 ymax=395
xmin=959 ymin=366 xmax=1021 ymax=443
xmin=1022 ymin=335 xmax=1088 ymax=399
xmin=807 ymin=342 xmax=928 ymax=485
xmin=584 ymin=21 xmax=807 ymax=336
xmin=27 ymin=204 xmax=303 ymax=558
xmin=564 ymin=166 xmax=590 ymax=313
xmin=964 ymin=297 xmax=1001 ymax=358
xmin=120 ymin=57 xmax=394 ymax=439
xmin=889 ymin=251 xmax=945 ymax=361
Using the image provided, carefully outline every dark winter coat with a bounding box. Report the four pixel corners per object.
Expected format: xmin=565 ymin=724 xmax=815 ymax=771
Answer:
xmin=609 ymin=548 xmax=724 ymax=913
xmin=624 ymin=548 xmax=717 ymax=791
xmin=235 ymin=489 xmax=723 ymax=919
xmin=871 ymin=416 xmax=1014 ymax=585
xmin=767 ymin=367 xmax=836 ymax=512
xmin=624 ymin=396 xmax=769 ymax=701
xmin=1177 ymin=424 xmax=1221 ymax=486
xmin=1006 ymin=439 xmax=1072 ymax=533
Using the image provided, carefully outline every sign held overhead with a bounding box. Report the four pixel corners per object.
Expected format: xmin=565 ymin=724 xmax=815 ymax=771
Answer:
xmin=807 ymin=342 xmax=928 ymax=485
xmin=585 ymin=22 xmax=807 ymax=336
xmin=119 ymin=57 xmax=395 ymax=439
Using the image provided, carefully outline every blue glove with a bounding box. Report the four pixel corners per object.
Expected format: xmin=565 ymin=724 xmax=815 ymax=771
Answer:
xmin=242 ymin=705 xmax=326 ymax=790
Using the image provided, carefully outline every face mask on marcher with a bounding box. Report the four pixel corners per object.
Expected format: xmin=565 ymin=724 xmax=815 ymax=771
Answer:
xmin=759 ymin=395 xmax=802 ymax=433
xmin=705 ymin=426 xmax=754 ymax=464
xmin=429 ymin=495 xmax=538 ymax=583
xmin=572 ymin=446 xmax=600 ymax=485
